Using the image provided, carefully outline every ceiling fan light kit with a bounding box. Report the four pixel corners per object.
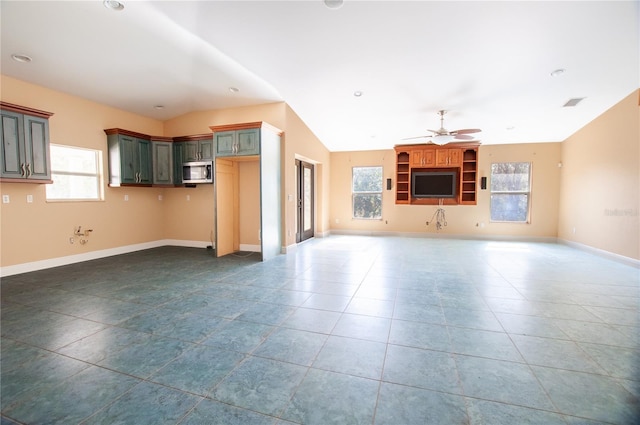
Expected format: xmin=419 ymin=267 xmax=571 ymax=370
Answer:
xmin=406 ymin=110 xmax=481 ymax=145
xmin=432 ymin=134 xmax=455 ymax=145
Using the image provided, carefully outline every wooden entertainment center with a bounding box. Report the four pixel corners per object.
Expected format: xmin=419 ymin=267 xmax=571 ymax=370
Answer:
xmin=394 ymin=142 xmax=480 ymax=205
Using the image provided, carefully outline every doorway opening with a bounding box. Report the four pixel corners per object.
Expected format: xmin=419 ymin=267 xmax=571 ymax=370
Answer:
xmin=295 ymin=159 xmax=314 ymax=243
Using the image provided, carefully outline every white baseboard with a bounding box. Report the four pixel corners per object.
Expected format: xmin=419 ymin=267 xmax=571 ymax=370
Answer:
xmin=0 ymin=239 xmax=212 ymax=278
xmin=558 ymin=238 xmax=640 ymax=268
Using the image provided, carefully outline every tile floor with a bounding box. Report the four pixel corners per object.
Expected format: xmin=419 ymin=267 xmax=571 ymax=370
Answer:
xmin=1 ymin=236 xmax=639 ymax=424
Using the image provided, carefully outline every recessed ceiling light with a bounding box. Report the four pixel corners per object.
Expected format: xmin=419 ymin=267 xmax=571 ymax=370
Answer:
xmin=154 ymin=105 xmax=165 ymax=110
xmin=103 ymin=0 xmax=124 ymax=11
xmin=324 ymin=0 xmax=344 ymax=10
xmin=550 ymin=68 xmax=565 ymax=77
xmin=229 ymin=87 xmax=239 ymax=93
xmin=506 ymin=126 xmax=515 ymax=131
xmin=353 ymin=91 xmax=363 ymax=97
xmin=11 ymin=54 xmax=32 ymax=63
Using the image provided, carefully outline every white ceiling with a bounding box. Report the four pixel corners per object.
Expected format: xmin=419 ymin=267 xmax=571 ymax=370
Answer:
xmin=1 ymin=1 xmax=638 ymax=152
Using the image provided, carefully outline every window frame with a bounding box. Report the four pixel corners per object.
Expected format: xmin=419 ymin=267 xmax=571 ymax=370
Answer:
xmin=46 ymin=144 xmax=104 ymax=202
xmin=351 ymin=166 xmax=383 ymax=220
xmin=489 ymin=162 xmax=532 ymax=223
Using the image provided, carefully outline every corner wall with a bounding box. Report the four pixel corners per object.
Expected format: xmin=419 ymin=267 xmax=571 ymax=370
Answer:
xmin=558 ymin=90 xmax=640 ymax=261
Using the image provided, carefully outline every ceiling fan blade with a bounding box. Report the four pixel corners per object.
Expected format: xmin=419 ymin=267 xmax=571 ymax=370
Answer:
xmin=452 ymin=128 xmax=481 ymax=135
xmin=453 ymin=134 xmax=474 ymax=140
xmin=401 ymin=135 xmax=432 ymax=141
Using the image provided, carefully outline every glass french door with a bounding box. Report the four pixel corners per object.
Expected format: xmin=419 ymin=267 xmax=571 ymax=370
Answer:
xmin=296 ymin=159 xmax=314 ymax=243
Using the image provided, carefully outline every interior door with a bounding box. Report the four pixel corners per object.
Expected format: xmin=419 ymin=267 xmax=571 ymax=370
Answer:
xmin=296 ymin=159 xmax=314 ymax=243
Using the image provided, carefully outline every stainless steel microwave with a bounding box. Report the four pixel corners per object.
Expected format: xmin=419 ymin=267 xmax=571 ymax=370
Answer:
xmin=182 ymin=161 xmax=213 ymax=184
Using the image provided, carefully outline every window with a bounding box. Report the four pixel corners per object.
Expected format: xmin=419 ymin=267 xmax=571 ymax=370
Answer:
xmin=352 ymin=166 xmax=383 ymax=219
xmin=490 ymin=162 xmax=531 ymax=222
xmin=46 ymin=144 xmax=103 ymax=201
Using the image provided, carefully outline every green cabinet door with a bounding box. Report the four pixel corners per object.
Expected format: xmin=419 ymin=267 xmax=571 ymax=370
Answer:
xmin=24 ymin=115 xmax=51 ymax=180
xmin=152 ymin=141 xmax=173 ymax=185
xmin=119 ymin=135 xmax=137 ymax=184
xmin=173 ymin=142 xmax=183 ymax=184
xmin=215 ymin=131 xmax=236 ymax=156
xmin=199 ymin=139 xmax=213 ymax=160
xmin=0 ymin=110 xmax=26 ymax=178
xmin=136 ymin=138 xmax=152 ymax=184
xmin=236 ymin=128 xmax=260 ymax=155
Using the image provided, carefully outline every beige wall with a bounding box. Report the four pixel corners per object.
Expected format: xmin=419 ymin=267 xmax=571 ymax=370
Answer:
xmin=1 ymin=76 xmax=166 ymax=268
xmin=284 ymin=105 xmax=332 ymax=245
xmin=558 ymin=90 xmax=639 ymax=260
xmin=330 ymin=142 xmax=562 ymax=239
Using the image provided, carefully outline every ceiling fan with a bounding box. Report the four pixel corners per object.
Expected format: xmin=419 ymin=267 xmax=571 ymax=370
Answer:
xmin=406 ymin=110 xmax=481 ymax=145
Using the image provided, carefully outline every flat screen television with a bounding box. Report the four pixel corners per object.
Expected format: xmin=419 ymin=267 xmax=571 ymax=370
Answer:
xmin=412 ymin=171 xmax=457 ymax=198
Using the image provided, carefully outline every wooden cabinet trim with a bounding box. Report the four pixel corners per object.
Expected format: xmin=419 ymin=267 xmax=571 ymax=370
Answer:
xmin=172 ymin=133 xmax=212 ymax=142
xmin=0 ymin=102 xmax=54 ymax=119
xmin=210 ymin=121 xmax=283 ymax=136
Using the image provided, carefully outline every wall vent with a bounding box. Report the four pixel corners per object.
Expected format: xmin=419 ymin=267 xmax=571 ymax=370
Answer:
xmin=563 ymin=97 xmax=585 ymax=107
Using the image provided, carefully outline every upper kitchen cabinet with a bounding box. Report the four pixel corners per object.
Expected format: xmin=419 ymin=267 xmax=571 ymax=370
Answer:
xmin=105 ymin=128 xmax=152 ymax=186
xmin=180 ymin=135 xmax=213 ymax=161
xmin=151 ymin=136 xmax=174 ymax=186
xmin=0 ymin=102 xmax=54 ymax=182
xmin=214 ymin=127 xmax=260 ymax=157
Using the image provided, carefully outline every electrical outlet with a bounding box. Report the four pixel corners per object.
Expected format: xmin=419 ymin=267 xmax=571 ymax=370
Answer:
xmin=186 ymin=195 xmax=190 ymax=201
xmin=124 ymin=194 xmax=129 ymax=201
xmin=26 ymin=194 xmax=33 ymax=203
xmin=158 ymin=195 xmax=163 ymax=201
xmin=2 ymin=195 xmax=9 ymax=204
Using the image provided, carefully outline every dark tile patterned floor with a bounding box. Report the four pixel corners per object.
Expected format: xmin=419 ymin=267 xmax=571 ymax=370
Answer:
xmin=1 ymin=236 xmax=638 ymax=424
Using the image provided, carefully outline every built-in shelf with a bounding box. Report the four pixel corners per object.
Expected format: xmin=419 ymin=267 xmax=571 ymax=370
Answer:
xmin=394 ymin=143 xmax=479 ymax=205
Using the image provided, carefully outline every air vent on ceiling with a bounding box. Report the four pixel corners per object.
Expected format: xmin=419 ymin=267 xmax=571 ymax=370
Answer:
xmin=563 ymin=97 xmax=585 ymax=107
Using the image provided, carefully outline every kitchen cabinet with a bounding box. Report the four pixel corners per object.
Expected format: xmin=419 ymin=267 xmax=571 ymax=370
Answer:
xmin=215 ymin=128 xmax=260 ymax=157
xmin=0 ymin=102 xmax=53 ymax=182
xmin=105 ymin=129 xmax=152 ymax=186
xmin=183 ymin=138 xmax=213 ymax=161
xmin=151 ymin=138 xmax=174 ymax=185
